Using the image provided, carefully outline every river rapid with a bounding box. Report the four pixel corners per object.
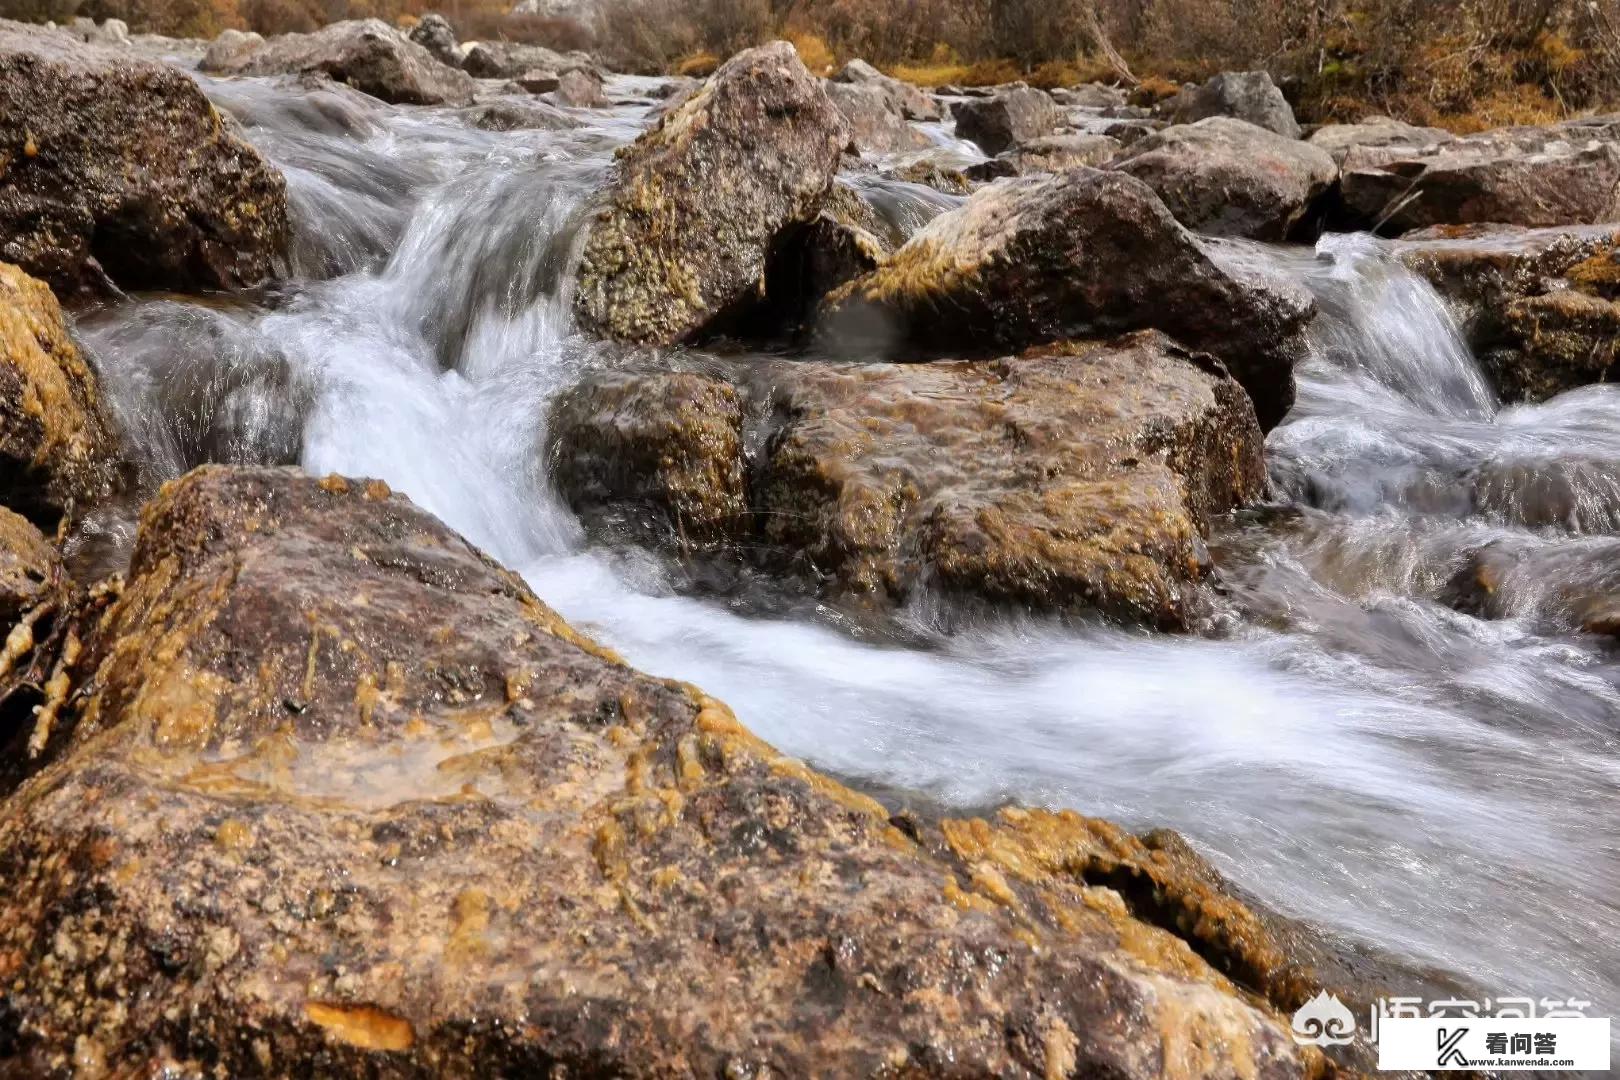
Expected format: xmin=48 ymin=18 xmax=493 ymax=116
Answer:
xmin=72 ymin=66 xmax=1620 ymax=1026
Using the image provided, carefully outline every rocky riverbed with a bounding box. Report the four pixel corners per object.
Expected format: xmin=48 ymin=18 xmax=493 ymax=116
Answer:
xmin=0 ymin=14 xmax=1618 ymax=1076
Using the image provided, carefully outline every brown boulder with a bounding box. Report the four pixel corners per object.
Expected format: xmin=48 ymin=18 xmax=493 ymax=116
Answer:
xmin=1340 ymin=125 xmax=1620 ymax=234
xmin=833 ymin=58 xmax=941 ymax=121
xmin=573 ymin=42 xmax=849 ymax=345
xmin=0 ymin=464 xmax=1322 ymax=1077
xmin=818 ymin=168 xmax=1315 ymax=428
xmin=0 ymin=263 xmax=119 ymax=527
xmin=0 ymin=20 xmax=290 ymax=297
xmin=1110 ymin=117 xmax=1337 ymax=240
xmin=550 ymin=369 xmax=748 ymax=550
xmin=200 ymin=19 xmax=475 ymax=106
xmin=0 ymin=505 xmax=56 ymax=628
xmin=757 ymin=332 xmax=1267 ymax=628
xmin=554 ymin=65 xmax=606 ymax=107
xmin=1162 ymin=71 xmax=1300 ymax=139
xmin=825 ymin=79 xmax=930 ymax=155
xmin=952 ymin=85 xmax=1062 ymax=156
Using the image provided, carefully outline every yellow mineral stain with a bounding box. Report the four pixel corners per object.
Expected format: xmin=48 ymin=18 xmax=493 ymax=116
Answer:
xmin=363 ymin=479 xmax=392 ymax=501
xmin=303 ymin=1002 xmax=415 ymax=1052
xmin=318 ymin=474 xmax=350 ymax=494
xmin=214 ymin=818 xmax=254 ymax=852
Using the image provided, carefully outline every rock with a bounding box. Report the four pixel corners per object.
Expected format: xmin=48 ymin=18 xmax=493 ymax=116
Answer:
xmin=407 ymin=12 xmax=457 ymax=66
xmin=952 ymin=85 xmax=1062 ymax=156
xmin=200 ymin=19 xmax=475 ymax=107
xmin=553 ymin=65 xmax=605 ymax=107
xmin=1052 ymin=83 xmax=1127 ymax=110
xmin=883 ymin=158 xmax=974 ymax=194
xmin=825 ymin=80 xmax=929 ymax=155
xmin=0 ymin=506 xmax=56 ymax=628
xmin=0 ymin=20 xmax=290 ymax=297
xmin=0 ymin=504 xmax=72 ymax=787
xmin=551 ymin=370 xmax=748 ymax=550
xmin=201 ymin=26 xmax=261 ymax=69
xmin=1162 ymin=71 xmax=1300 ymax=139
xmin=964 ymin=132 xmax=1121 ymax=180
xmin=1442 ymin=536 xmax=1620 ymax=637
xmin=1339 ymin=125 xmax=1620 ymax=233
xmin=510 ymin=67 xmax=559 ymax=93
xmin=747 ymin=183 xmax=894 ymax=331
xmin=1306 ymin=116 xmax=1452 ymax=164
xmin=754 ymin=332 xmax=1266 ymax=627
xmin=1397 ymin=224 xmax=1620 ymax=400
xmin=0 ymin=464 xmax=1323 ymax=1077
xmin=573 ymin=42 xmax=849 ymax=345
xmin=64 ymin=16 xmax=126 ymax=46
xmin=460 ymin=40 xmax=588 ymax=80
xmin=1070 ymin=113 xmax=1166 ymax=146
xmin=818 ymin=168 xmax=1315 ymax=429
xmin=833 ymin=57 xmax=940 ymax=121
xmin=0 ymin=263 xmax=120 ymax=527
xmin=1109 ymin=117 xmax=1337 ymax=240
xmin=469 ymin=97 xmax=582 ymax=131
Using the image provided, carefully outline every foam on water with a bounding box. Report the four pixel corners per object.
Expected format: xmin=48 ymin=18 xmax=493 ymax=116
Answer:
xmin=74 ymin=72 xmax=1620 ymax=1019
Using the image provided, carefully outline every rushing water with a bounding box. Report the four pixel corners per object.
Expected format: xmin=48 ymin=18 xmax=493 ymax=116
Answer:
xmin=74 ymin=67 xmax=1620 ymax=1024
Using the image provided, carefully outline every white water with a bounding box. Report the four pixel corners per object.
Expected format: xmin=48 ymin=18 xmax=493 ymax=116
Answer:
xmin=76 ymin=71 xmax=1620 ymax=1019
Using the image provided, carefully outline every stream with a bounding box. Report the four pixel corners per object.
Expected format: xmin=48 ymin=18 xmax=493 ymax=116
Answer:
xmin=73 ymin=65 xmax=1620 ymax=1027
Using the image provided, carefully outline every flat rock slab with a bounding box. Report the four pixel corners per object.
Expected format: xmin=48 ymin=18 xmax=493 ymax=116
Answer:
xmin=818 ymin=167 xmax=1314 ymax=429
xmin=201 ymin=18 xmax=475 ymax=106
xmin=573 ymin=42 xmax=849 ymax=345
xmin=0 ymin=465 xmax=1319 ymax=1077
xmin=0 ymin=19 xmax=290 ymax=296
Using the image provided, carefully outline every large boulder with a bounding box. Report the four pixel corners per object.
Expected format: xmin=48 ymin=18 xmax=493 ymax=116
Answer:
xmin=756 ymin=333 xmax=1267 ymax=628
xmin=201 ymin=26 xmax=261 ymax=69
xmin=0 ymin=464 xmax=1325 ymax=1076
xmin=200 ymin=19 xmax=475 ymax=107
xmin=964 ymin=132 xmax=1121 ymax=180
xmin=460 ymin=39 xmax=590 ymax=80
xmin=406 ymin=12 xmax=457 ymax=66
xmin=553 ymin=64 xmax=606 ymax=107
xmin=818 ymin=168 xmax=1315 ymax=429
xmin=0 ymin=263 xmax=119 ymax=527
xmin=952 ymin=85 xmax=1063 ymax=156
xmin=0 ymin=20 xmax=290 ymax=297
xmin=833 ymin=57 xmax=941 ymax=121
xmin=1162 ymin=71 xmax=1300 ymax=139
xmin=573 ymin=42 xmax=849 ymax=345
xmin=1110 ymin=117 xmax=1337 ymax=240
xmin=1339 ymin=124 xmax=1620 ymax=233
xmin=1396 ymin=224 xmax=1620 ymax=400
xmin=825 ymin=79 xmax=929 ymax=155
xmin=550 ymin=369 xmax=749 ymax=550
xmin=1306 ymin=116 xmax=1452 ymax=165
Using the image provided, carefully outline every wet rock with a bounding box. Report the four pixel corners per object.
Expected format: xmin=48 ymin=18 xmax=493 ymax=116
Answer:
xmin=1397 ymin=224 xmax=1620 ymax=400
xmin=469 ymin=97 xmax=582 ymax=131
xmin=0 ymin=263 xmax=120 ymax=527
xmin=746 ymin=183 xmax=894 ymax=331
xmin=964 ymin=132 xmax=1121 ymax=180
xmin=510 ymin=67 xmax=559 ymax=93
xmin=0 ymin=20 xmax=290 ymax=297
xmin=553 ymin=65 xmax=606 ymax=107
xmin=407 ymin=12 xmax=457 ymax=67
xmin=574 ymin=42 xmax=848 ymax=345
xmin=952 ymin=85 xmax=1062 ymax=156
xmin=1070 ymin=113 xmax=1166 ymax=146
xmin=1110 ymin=117 xmax=1337 ymax=240
xmin=1162 ymin=71 xmax=1300 ymax=139
xmin=551 ymin=370 xmax=748 ymax=550
xmin=65 ymin=16 xmax=127 ymax=46
xmin=1339 ymin=125 xmax=1620 ymax=233
xmin=826 ymin=80 xmax=929 ymax=155
xmin=200 ymin=19 xmax=475 ymax=107
xmin=0 ymin=464 xmax=1322 ymax=1077
xmin=833 ymin=57 xmax=941 ymax=121
xmin=202 ymin=26 xmax=262 ymax=69
xmin=0 ymin=507 xmax=56 ymax=628
xmin=818 ymin=168 xmax=1315 ymax=428
xmin=757 ymin=333 xmax=1266 ymax=628
xmin=882 ymin=158 xmax=974 ymax=194
xmin=1443 ymin=536 xmax=1620 ymax=637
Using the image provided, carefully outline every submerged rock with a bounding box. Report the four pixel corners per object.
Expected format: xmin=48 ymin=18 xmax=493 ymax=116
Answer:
xmin=1110 ymin=117 xmax=1337 ymax=240
xmin=551 ymin=369 xmax=748 ymax=550
xmin=573 ymin=42 xmax=848 ymax=345
xmin=757 ymin=333 xmax=1267 ymax=629
xmin=0 ymin=263 xmax=120 ymax=527
xmin=833 ymin=58 xmax=941 ymax=121
xmin=0 ymin=20 xmax=290 ymax=297
xmin=818 ymin=168 xmax=1315 ymax=428
xmin=1443 ymin=536 xmax=1620 ymax=637
xmin=1162 ymin=71 xmax=1300 ymax=139
xmin=200 ymin=19 xmax=475 ymax=106
xmin=0 ymin=464 xmax=1322 ymax=1077
xmin=1397 ymin=223 xmax=1620 ymax=400
xmin=1340 ymin=124 xmax=1620 ymax=233
xmin=468 ymin=96 xmax=582 ymax=131
xmin=952 ymin=85 xmax=1063 ymax=156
